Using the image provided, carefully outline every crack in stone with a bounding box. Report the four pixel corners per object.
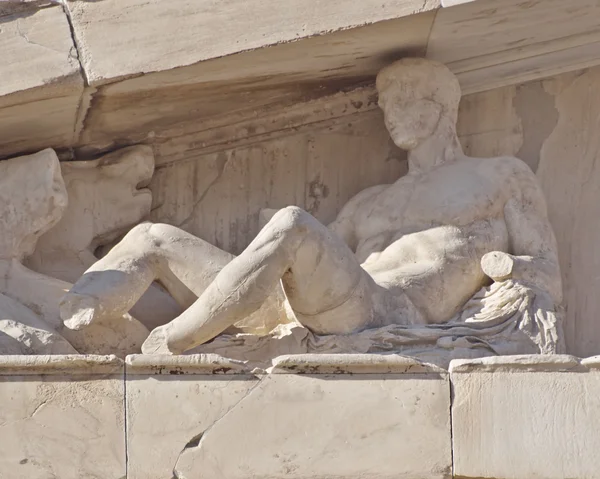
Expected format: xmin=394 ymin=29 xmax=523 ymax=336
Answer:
xmin=30 ymin=399 xmax=49 ymax=417
xmin=16 ymin=18 xmax=64 ymax=54
xmin=172 ymin=374 xmax=267 ymax=479
xmin=176 ymin=154 xmax=230 ymax=229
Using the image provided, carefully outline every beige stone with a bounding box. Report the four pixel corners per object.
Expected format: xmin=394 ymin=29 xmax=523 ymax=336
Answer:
xmin=0 ymin=355 xmax=125 ymax=479
xmin=27 ymin=145 xmax=181 ymax=333
xmin=454 ymin=69 xmax=600 ymax=357
xmin=429 ymin=0 xmax=600 ymax=93
xmin=125 ymin=354 xmax=258 ymax=479
xmin=0 ymin=149 xmax=77 ymax=354
xmin=63 ymin=0 xmax=600 ymax=155
xmin=62 ymin=59 xmax=563 ymax=366
xmin=0 ymin=4 xmax=83 ymax=158
xmin=451 ymin=355 xmax=600 ymax=479
xmin=149 ymin=100 xmax=407 ymax=249
xmin=74 ymin=11 xmax=435 ymax=151
xmin=457 ymin=85 xmax=524 ymax=159
xmin=65 ymin=0 xmax=440 ymax=85
xmin=0 ymin=147 xmax=159 ymax=356
xmin=536 ymin=67 xmax=600 ymax=358
xmin=126 ymin=354 xmax=451 ymax=479
xmin=270 ymin=353 xmax=446 ymax=374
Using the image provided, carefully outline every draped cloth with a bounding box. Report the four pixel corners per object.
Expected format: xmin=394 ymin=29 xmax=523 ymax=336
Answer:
xmin=193 ymin=280 xmax=565 ymax=369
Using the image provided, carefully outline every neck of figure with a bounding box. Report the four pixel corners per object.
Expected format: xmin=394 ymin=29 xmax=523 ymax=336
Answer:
xmin=407 ymin=117 xmax=463 ymax=174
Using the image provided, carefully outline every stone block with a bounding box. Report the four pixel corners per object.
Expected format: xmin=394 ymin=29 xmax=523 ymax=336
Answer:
xmin=125 ymin=354 xmax=259 ymax=479
xmin=451 ymin=354 xmax=600 ymax=479
xmin=126 ymin=354 xmax=451 ymax=479
xmin=0 ymin=3 xmax=83 ymax=158
xmin=0 ymin=355 xmax=125 ymax=479
xmin=65 ymin=0 xmax=440 ymax=85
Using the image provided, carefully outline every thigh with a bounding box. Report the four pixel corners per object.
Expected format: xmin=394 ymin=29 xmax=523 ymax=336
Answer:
xmin=293 ymin=269 xmax=377 ymax=334
xmin=274 ymin=209 xmax=372 ymax=328
xmin=144 ymin=223 xmax=235 ymax=296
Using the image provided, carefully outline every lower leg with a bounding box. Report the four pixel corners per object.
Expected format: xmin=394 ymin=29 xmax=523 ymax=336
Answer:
xmin=142 ymin=206 xmax=365 ymax=353
xmin=143 ymin=217 xmax=300 ymax=353
xmin=60 ymin=223 xmax=233 ymax=330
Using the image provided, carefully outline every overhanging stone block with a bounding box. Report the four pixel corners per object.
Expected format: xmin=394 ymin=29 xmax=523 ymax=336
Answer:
xmin=0 ymin=3 xmax=83 ymax=158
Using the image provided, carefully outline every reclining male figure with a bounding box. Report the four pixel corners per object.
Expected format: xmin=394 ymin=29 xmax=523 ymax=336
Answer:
xmin=60 ymin=58 xmax=562 ymax=355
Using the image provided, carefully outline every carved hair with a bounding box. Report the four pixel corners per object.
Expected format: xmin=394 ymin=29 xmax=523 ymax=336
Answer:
xmin=376 ymin=58 xmax=461 ymax=119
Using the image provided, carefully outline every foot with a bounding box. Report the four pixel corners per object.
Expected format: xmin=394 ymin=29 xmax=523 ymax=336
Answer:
xmin=141 ymin=325 xmax=184 ymax=355
xmin=59 ymin=293 xmax=101 ymax=331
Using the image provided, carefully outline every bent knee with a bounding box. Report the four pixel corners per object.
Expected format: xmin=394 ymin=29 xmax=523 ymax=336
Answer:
xmin=122 ymin=222 xmax=180 ymax=251
xmin=269 ymin=206 xmax=317 ymax=233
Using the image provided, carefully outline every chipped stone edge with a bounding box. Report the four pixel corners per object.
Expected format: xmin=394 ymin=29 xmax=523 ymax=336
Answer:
xmin=0 ymin=354 xmax=123 ymax=375
xmin=125 ymin=354 xmax=254 ymax=375
xmin=449 ymin=354 xmax=597 ymax=373
xmin=270 ymin=354 xmax=447 ymax=374
xmin=440 ymin=0 xmax=476 ymax=7
xmin=0 ymin=0 xmax=59 ymax=18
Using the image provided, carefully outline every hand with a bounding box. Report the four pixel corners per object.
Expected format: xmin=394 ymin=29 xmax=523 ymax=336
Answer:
xmin=481 ymin=251 xmax=514 ymax=282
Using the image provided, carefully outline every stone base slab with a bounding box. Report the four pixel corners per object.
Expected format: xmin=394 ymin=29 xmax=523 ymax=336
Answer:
xmin=126 ymin=354 xmax=451 ymax=479
xmin=0 ymin=355 xmax=125 ymax=479
xmin=451 ymin=355 xmax=600 ymax=479
xmin=1 ymin=354 xmax=599 ymax=478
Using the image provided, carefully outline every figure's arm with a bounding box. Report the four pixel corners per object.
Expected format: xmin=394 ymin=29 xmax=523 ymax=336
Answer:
xmin=327 ymin=185 xmax=388 ymax=251
xmin=481 ymin=163 xmax=562 ymax=304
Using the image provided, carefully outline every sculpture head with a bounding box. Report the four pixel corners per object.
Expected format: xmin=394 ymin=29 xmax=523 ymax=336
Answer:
xmin=376 ymin=58 xmax=461 ymax=150
xmin=36 ymin=145 xmax=155 ymax=254
xmin=0 ymin=149 xmax=68 ymax=260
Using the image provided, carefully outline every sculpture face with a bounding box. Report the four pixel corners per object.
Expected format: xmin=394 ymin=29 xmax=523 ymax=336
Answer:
xmin=376 ymin=58 xmax=461 ymax=151
xmin=378 ymin=88 xmax=443 ymax=150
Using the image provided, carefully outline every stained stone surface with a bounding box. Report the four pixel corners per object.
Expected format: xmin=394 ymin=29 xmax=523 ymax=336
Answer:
xmin=61 ymin=59 xmax=564 ymax=369
xmin=0 ymin=355 xmax=125 ymax=479
xmin=451 ymin=354 xmax=600 ymax=479
xmin=126 ymin=354 xmax=451 ymax=479
xmin=125 ymin=354 xmax=259 ymax=479
xmin=0 ymin=3 xmax=83 ymax=158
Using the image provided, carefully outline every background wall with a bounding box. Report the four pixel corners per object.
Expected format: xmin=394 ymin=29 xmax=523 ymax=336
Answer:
xmin=148 ymin=67 xmax=600 ymax=358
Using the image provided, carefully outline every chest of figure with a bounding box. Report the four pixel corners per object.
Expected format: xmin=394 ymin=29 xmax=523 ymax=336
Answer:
xmin=355 ymin=161 xmax=509 ymax=239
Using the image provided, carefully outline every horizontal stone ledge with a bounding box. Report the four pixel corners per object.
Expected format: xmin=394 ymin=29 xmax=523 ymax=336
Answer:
xmin=449 ymin=354 xmax=589 ymax=373
xmin=0 ymin=354 xmax=123 ymax=375
xmin=65 ymin=0 xmax=441 ymax=85
xmin=125 ymin=353 xmax=253 ymax=375
xmin=270 ymin=353 xmax=446 ymax=374
xmin=1 ymin=353 xmax=596 ymax=376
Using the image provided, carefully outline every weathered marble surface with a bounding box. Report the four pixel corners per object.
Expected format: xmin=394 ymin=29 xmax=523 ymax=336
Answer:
xmin=0 ymin=3 xmax=83 ymax=158
xmin=456 ymin=67 xmax=600 ymax=358
xmin=451 ymin=354 xmax=600 ymax=479
xmin=4 ymin=61 xmax=600 ymax=360
xmin=0 ymin=147 xmax=170 ymax=356
xmin=142 ymin=66 xmax=600 ymax=359
xmin=61 ymin=59 xmax=564 ymax=368
xmin=125 ymin=354 xmax=259 ymax=479
xmin=0 ymin=355 xmax=125 ymax=479
xmin=0 ymin=353 xmax=599 ymax=478
xmin=126 ymin=354 xmax=451 ymax=479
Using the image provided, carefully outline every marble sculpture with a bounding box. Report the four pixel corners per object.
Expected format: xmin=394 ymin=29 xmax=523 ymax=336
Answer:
xmin=0 ymin=58 xmax=565 ymax=366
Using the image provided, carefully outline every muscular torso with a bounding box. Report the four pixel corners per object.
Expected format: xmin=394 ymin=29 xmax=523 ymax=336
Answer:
xmin=337 ymin=156 xmax=528 ymax=323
